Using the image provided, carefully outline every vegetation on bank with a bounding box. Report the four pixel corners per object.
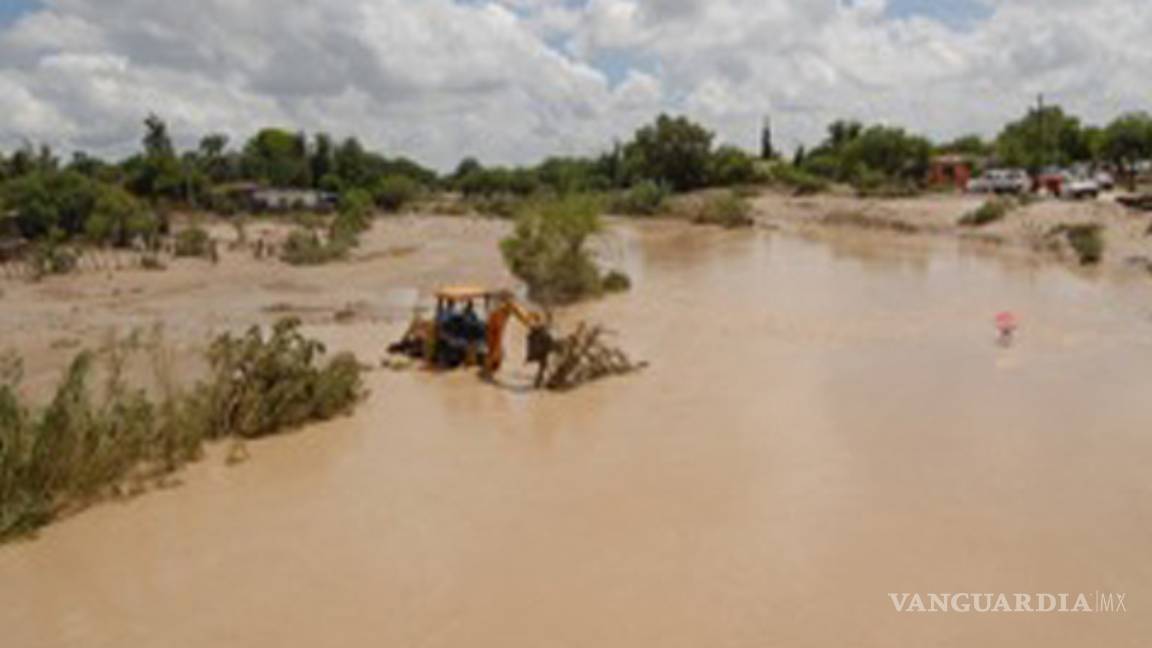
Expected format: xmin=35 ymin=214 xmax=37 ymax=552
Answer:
xmin=1051 ymin=224 xmax=1105 ymax=266
xmin=686 ymin=191 xmax=754 ymax=228
xmin=959 ymin=198 xmax=1014 ymax=228
xmin=0 ymin=319 xmax=365 ymax=542
xmin=173 ymin=226 xmax=213 ymax=258
xmin=0 ymin=106 xmax=1149 ymax=282
xmin=500 ymin=196 xmax=630 ymax=305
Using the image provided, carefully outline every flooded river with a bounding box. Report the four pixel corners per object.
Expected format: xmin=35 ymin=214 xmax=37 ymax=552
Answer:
xmin=3 ymin=223 xmax=1150 ymax=646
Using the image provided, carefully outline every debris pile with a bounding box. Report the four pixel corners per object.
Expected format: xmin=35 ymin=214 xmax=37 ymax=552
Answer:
xmin=539 ymin=323 xmax=646 ymax=391
xmin=1118 ymin=193 xmax=1152 ymax=212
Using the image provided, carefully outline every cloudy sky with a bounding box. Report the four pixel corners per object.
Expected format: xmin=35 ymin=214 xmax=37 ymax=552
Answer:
xmin=0 ymin=0 xmax=1148 ymax=169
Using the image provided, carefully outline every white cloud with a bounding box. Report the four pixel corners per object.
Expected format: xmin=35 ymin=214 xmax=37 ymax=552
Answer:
xmin=0 ymin=0 xmax=1149 ymax=167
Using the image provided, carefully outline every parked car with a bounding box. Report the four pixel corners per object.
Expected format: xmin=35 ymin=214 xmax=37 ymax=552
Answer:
xmin=967 ymin=169 xmax=1031 ymax=195
xmin=1059 ymin=174 xmax=1100 ymax=200
xmin=1094 ymin=170 xmax=1115 ymax=191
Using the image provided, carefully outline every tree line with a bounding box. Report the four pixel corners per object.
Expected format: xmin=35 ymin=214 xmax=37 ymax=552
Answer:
xmin=2 ymin=107 xmax=1152 ymax=246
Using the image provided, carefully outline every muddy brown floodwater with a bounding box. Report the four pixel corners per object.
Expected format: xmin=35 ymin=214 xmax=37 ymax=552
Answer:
xmin=3 ymin=222 xmax=1151 ymax=647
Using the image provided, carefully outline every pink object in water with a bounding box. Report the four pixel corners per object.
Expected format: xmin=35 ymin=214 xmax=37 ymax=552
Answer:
xmin=995 ymin=311 xmax=1018 ymax=333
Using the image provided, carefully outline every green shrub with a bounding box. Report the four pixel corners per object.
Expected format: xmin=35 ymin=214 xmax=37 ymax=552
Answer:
xmin=468 ymin=194 xmax=525 ymax=219
xmin=84 ymin=187 xmax=156 ymax=247
xmin=853 ymin=170 xmax=920 ymax=198
xmin=192 ymin=319 xmax=364 ymax=440
xmin=959 ymin=199 xmax=1012 ymax=228
xmin=0 ymin=171 xmax=100 ymax=240
xmin=373 ymin=175 xmax=421 ymax=212
xmin=174 ymin=226 xmax=212 ymax=257
xmin=0 ymin=320 xmax=364 ymax=541
xmin=140 ymin=253 xmax=166 ymax=271
xmin=1051 ymin=224 xmax=1105 ymax=265
xmin=769 ymin=164 xmax=829 ymax=195
xmin=693 ymin=191 xmax=753 ymax=228
xmin=602 ymin=270 xmax=632 ymax=293
xmin=610 ymin=181 xmax=669 ymax=216
xmin=328 ymin=190 xmax=372 ymax=248
xmin=338 ymin=189 xmax=374 ymax=226
xmin=500 ymin=195 xmax=625 ymax=304
xmin=708 ymin=146 xmax=758 ymax=186
xmin=29 ymin=240 xmax=78 ymax=278
xmin=328 ymin=214 xmax=364 ymax=249
xmin=280 ymin=229 xmax=348 ymax=266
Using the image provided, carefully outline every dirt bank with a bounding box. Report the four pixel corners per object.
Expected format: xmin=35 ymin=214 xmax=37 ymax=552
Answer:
xmin=0 ymin=215 xmax=522 ymax=398
xmin=751 ymin=189 xmax=1152 ymax=276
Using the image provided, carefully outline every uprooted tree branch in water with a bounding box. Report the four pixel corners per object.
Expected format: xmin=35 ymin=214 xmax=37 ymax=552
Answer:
xmin=536 ymin=323 xmax=646 ymax=391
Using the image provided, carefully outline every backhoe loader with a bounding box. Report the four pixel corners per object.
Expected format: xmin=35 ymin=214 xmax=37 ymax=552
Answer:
xmin=388 ymin=286 xmax=555 ymax=384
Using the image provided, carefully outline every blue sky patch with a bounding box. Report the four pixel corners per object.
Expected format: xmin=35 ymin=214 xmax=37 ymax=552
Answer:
xmin=884 ymin=0 xmax=992 ymax=29
xmin=0 ymin=0 xmax=40 ymax=27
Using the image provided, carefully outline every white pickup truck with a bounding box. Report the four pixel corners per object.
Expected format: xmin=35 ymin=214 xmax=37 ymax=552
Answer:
xmin=967 ymin=169 xmax=1031 ymax=195
xmin=1058 ymin=173 xmax=1100 ymax=200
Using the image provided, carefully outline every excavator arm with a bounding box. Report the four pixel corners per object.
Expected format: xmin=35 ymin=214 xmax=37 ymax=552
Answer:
xmin=506 ymin=299 xmax=544 ymax=328
xmin=484 ymin=298 xmax=547 ymax=375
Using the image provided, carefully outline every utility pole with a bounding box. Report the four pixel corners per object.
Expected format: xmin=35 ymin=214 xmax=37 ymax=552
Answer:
xmin=1036 ymin=93 xmax=1046 ymax=171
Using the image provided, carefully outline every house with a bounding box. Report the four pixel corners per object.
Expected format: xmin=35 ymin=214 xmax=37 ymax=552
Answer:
xmin=211 ymin=184 xmax=338 ymax=213
xmin=250 ymin=188 xmax=338 ymax=212
xmin=927 ymin=155 xmax=975 ymax=190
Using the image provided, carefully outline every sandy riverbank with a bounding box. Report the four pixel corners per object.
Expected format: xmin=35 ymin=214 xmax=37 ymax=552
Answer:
xmin=748 ymin=189 xmax=1152 ymax=275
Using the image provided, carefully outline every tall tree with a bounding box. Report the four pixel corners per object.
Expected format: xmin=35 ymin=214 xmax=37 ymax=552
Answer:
xmin=760 ymin=118 xmax=776 ymax=160
xmin=127 ymin=114 xmax=185 ymax=200
xmin=242 ymin=128 xmax=311 ymax=187
xmin=623 ymin=114 xmax=716 ymax=191
xmin=197 ymin=133 xmax=233 ymax=183
xmin=995 ymin=105 xmax=1089 ymax=171
xmin=311 ymin=133 xmax=336 ymax=190
xmin=1101 ymin=112 xmax=1152 ymax=189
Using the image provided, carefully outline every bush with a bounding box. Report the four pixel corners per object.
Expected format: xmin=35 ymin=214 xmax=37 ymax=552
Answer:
xmin=173 ymin=226 xmax=212 ymax=257
xmin=193 ymin=319 xmax=364 ymax=440
xmin=1 ymin=172 xmax=160 ymax=245
xmin=769 ymin=164 xmax=829 ymax=195
xmin=329 ymin=189 xmax=372 ymax=247
xmin=458 ymin=167 xmax=539 ymax=197
xmin=602 ymin=270 xmax=632 ymax=293
xmin=0 ymin=320 xmax=364 ymax=541
xmin=959 ymin=199 xmax=1013 ymax=228
xmin=140 ymin=253 xmax=166 ymax=271
xmin=467 ymin=194 xmax=524 ymax=219
xmin=0 ymin=171 xmax=100 ymax=239
xmin=84 ymin=186 xmax=156 ymax=247
xmin=1051 ymin=224 xmax=1105 ymax=265
xmin=610 ymin=180 xmax=669 ymax=216
xmin=500 ymin=195 xmax=625 ymax=304
xmin=339 ymin=189 xmax=374 ymax=226
xmin=328 ymin=214 xmax=364 ymax=249
xmin=280 ymin=229 xmax=348 ymax=266
xmin=29 ymin=240 xmax=78 ymax=278
xmin=374 ymin=175 xmax=421 ymax=212
xmin=708 ymin=146 xmax=758 ymax=186
xmin=693 ymin=192 xmax=754 ymax=228
xmin=852 ymin=167 xmax=921 ymax=198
